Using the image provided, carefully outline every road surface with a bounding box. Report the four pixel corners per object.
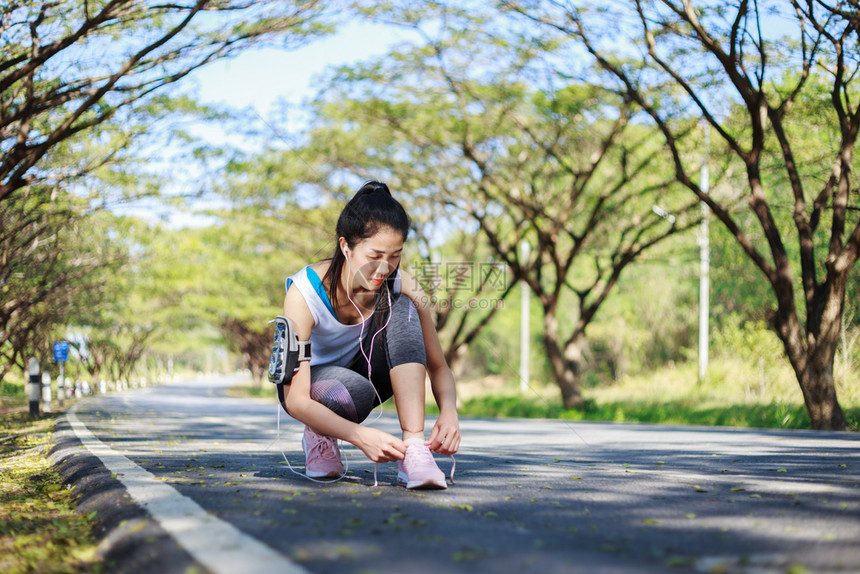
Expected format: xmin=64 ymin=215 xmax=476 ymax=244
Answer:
xmin=51 ymin=375 xmax=860 ymax=573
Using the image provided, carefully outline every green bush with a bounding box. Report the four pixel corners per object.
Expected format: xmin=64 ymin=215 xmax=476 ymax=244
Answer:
xmin=0 ymin=379 xmax=24 ymax=399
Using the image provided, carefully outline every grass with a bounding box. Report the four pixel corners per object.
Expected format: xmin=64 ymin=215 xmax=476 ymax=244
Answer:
xmin=0 ymin=410 xmax=103 ymax=574
xmin=445 ymin=394 xmax=847 ymax=429
xmin=0 ymin=380 xmax=26 ymax=412
xmin=432 ymin=358 xmax=860 ymax=431
xmin=224 ymin=381 xmax=277 ymax=401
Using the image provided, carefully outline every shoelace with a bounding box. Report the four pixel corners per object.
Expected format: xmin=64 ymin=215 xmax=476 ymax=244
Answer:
xmin=308 ymin=434 xmax=339 ymax=461
xmin=405 ymin=444 xmax=435 ymax=465
xmin=372 ymin=453 xmax=456 ymax=487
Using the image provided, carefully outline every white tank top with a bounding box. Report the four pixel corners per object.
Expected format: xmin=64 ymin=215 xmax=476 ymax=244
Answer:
xmin=285 ymin=266 xmax=401 ymax=367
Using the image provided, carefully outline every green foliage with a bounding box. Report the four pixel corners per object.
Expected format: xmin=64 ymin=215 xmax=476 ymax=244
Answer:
xmin=0 ymin=379 xmax=24 ymax=400
xmin=0 ymin=193 xmax=132 ymax=385
xmin=453 ymin=283 xmax=537 ymax=378
xmin=713 ymin=320 xmax=784 ymax=366
xmin=125 ymin=169 xmax=344 ymax=379
xmin=709 ymin=220 xmax=776 ymax=325
xmin=491 ymin=1 xmax=860 ymax=428
xmin=584 ymin=234 xmax=700 ymax=377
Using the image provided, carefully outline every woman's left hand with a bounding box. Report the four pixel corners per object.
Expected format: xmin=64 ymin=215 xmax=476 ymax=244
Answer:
xmin=426 ymin=409 xmax=460 ymax=455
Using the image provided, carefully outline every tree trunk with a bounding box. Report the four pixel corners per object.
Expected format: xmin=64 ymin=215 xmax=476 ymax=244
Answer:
xmin=773 ymin=273 xmax=848 ymax=430
xmin=797 ymin=360 xmax=846 ymax=430
xmin=222 ymin=318 xmax=270 ymax=390
xmin=782 ymin=318 xmax=846 ymax=430
xmin=250 ymin=363 xmax=266 ymax=389
xmin=543 ymin=311 xmax=586 ymax=409
xmin=445 ymin=344 xmax=469 ymax=379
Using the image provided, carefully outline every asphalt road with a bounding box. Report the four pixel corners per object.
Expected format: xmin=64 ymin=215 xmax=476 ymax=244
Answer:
xmin=51 ymin=375 xmax=860 ymax=574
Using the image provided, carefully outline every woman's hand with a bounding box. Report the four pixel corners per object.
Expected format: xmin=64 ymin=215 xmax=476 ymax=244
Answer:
xmin=426 ymin=409 xmax=460 ymax=455
xmin=354 ymin=427 xmax=407 ymax=463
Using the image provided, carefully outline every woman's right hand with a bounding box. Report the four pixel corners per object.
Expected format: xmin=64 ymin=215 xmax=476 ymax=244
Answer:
xmin=354 ymin=427 xmax=407 ymax=463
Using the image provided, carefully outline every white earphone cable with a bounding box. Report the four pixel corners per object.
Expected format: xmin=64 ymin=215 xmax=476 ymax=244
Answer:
xmin=275 ymin=253 xmax=393 ymax=485
xmin=344 ymin=251 xmax=392 ymax=424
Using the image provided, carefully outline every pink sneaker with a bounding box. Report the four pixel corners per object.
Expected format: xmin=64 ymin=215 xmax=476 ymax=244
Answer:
xmin=302 ymin=426 xmax=344 ymax=479
xmin=397 ymin=443 xmax=447 ymax=490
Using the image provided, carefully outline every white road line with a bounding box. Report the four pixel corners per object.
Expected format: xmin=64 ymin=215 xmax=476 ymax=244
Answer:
xmin=66 ymin=407 xmax=309 ymax=574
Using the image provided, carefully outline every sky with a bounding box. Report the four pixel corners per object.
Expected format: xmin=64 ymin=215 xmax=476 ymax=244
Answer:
xmin=125 ymin=19 xmax=417 ymax=226
xmin=189 ymin=20 xmax=415 ymax=120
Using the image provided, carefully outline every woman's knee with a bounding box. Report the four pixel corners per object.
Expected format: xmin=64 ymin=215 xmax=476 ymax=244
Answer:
xmin=310 ymin=367 xmax=378 ymax=423
xmin=309 ymin=378 xmax=361 ymax=422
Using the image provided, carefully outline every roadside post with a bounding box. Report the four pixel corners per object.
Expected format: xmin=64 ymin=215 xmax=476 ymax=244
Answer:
xmin=53 ymin=341 xmax=69 ymax=408
xmin=41 ymin=371 xmax=52 ymax=413
xmin=28 ymin=358 xmax=40 ymax=417
xmin=56 ymin=371 xmax=64 ymax=406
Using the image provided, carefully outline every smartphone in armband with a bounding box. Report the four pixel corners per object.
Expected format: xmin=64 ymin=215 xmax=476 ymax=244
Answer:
xmin=267 ymin=315 xmax=311 ymax=385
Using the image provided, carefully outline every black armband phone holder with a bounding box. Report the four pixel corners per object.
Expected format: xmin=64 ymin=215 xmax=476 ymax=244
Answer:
xmin=267 ymin=315 xmax=311 ymax=385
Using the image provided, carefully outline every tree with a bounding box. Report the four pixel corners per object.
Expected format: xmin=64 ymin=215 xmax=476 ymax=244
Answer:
xmin=0 ymin=198 xmax=122 ymax=384
xmin=231 ymin=94 xmax=518 ymax=371
xmin=197 ymin=210 xmax=327 ymax=387
xmin=1 ymin=0 xmax=330 ymax=202
xmin=64 ymin=214 xmax=166 ymax=386
xmin=137 ymin=144 xmax=341 ymax=385
xmin=509 ymin=0 xmax=860 ymax=428
xmin=1 ymin=0 xmax=332 ymax=379
xmin=302 ymin=9 xmax=702 ymax=407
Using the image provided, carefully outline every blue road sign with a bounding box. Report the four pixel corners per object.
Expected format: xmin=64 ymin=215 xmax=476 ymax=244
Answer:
xmin=53 ymin=341 xmax=69 ymax=363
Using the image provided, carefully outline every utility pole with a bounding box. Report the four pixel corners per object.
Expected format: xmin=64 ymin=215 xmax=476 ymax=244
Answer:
xmin=53 ymin=341 xmax=69 ymax=407
xmin=698 ymin=124 xmax=711 ymax=383
xmin=520 ymin=240 xmax=530 ymax=393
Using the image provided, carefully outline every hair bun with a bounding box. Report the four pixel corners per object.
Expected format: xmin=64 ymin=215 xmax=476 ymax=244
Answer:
xmin=359 ymin=181 xmax=391 ymax=196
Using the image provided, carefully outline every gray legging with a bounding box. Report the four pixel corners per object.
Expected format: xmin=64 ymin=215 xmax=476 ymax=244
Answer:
xmin=277 ymin=293 xmax=427 ymax=423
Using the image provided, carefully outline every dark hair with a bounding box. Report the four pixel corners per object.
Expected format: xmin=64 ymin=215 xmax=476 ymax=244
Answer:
xmin=323 ymin=181 xmax=410 ymax=323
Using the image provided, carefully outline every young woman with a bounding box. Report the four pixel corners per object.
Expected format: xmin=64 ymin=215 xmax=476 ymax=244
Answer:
xmin=278 ymin=181 xmax=460 ymax=489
